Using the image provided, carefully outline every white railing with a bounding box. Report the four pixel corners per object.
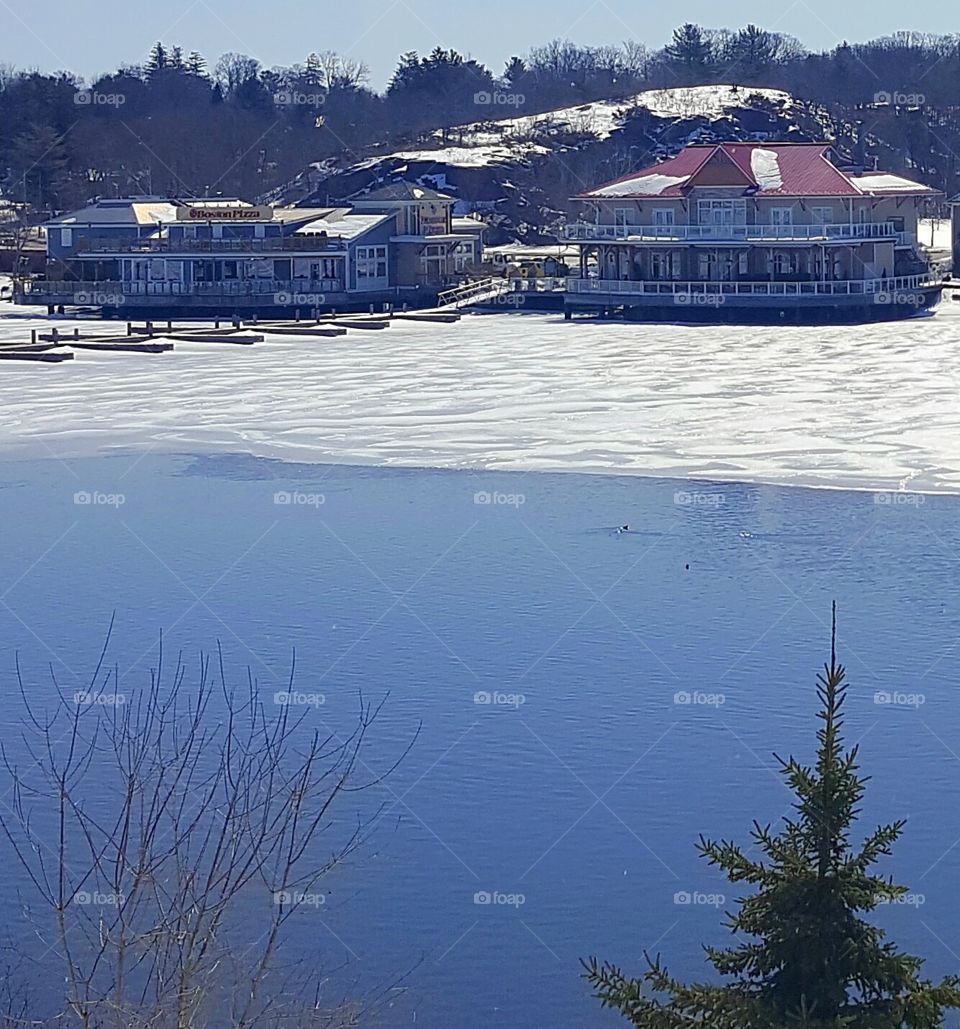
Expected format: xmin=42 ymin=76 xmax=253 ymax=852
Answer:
xmin=437 ymin=277 xmax=510 ymax=307
xmin=562 ymin=222 xmax=899 ymax=242
xmin=23 ymin=279 xmax=344 ymax=298
xmin=566 ymin=274 xmax=937 ymax=298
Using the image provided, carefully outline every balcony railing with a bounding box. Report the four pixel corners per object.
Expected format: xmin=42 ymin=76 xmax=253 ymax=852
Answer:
xmin=566 ymin=273 xmax=938 ymax=298
xmin=69 ymin=237 xmax=349 ymax=255
xmin=21 ymin=279 xmax=346 ymax=299
xmin=562 ymin=222 xmax=900 ymax=242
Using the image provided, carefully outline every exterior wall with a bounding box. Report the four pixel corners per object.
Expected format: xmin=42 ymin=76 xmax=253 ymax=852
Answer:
xmin=585 ymin=193 xmax=924 ymax=232
xmin=346 ymin=219 xmax=396 ymax=292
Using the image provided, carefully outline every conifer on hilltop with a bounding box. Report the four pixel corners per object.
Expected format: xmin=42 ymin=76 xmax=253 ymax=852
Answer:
xmin=584 ymin=604 xmax=960 ymax=1027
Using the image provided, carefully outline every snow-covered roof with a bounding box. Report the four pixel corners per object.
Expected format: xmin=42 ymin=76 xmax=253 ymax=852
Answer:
xmin=351 ymin=181 xmax=454 ymax=203
xmin=47 ymin=200 xmax=180 ymax=227
xmin=296 ymin=211 xmax=393 ymax=240
xmin=854 ymin=173 xmax=938 ymax=196
xmin=580 ymin=143 xmax=939 ymax=200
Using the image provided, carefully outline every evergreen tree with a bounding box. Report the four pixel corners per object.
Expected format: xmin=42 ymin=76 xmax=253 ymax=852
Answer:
xmin=664 ymin=23 xmax=714 ymax=81
xmin=584 ymin=605 xmax=960 ymax=1028
xmin=504 ymin=56 xmax=527 ymax=89
xmin=728 ymin=24 xmax=781 ymax=83
xmin=186 ymin=51 xmax=207 ymax=78
xmin=145 ymin=42 xmax=167 ymax=77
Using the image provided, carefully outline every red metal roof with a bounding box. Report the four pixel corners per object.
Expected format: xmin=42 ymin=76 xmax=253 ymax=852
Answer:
xmin=577 ymin=143 xmax=938 ymax=199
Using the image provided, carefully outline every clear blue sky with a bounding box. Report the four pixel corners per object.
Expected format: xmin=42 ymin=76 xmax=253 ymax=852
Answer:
xmin=2 ymin=0 xmax=952 ymax=88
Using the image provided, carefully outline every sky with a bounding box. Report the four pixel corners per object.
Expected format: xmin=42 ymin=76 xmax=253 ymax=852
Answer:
xmin=1 ymin=0 xmax=954 ymax=88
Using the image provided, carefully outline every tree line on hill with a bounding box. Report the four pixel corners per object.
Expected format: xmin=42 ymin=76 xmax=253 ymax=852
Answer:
xmin=2 ymin=25 xmax=960 ymax=217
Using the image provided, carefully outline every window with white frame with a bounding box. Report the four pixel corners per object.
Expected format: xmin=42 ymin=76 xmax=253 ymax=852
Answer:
xmin=811 ymin=206 xmax=832 ymax=225
xmin=453 ymin=240 xmax=473 ymax=272
xmin=614 ymin=207 xmax=632 ymax=227
xmin=356 ymin=246 xmax=388 ymax=281
xmin=653 ymin=208 xmax=675 ymax=227
xmin=698 ymin=199 xmax=746 ymax=226
xmin=770 ymin=207 xmax=794 ymax=227
xmin=60 ymin=227 xmax=73 ymax=248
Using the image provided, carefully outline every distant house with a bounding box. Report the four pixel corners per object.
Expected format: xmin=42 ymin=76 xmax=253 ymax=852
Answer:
xmin=348 ymin=182 xmax=479 ymax=285
xmin=563 ymin=143 xmax=943 ymax=321
xmin=18 ymin=185 xmax=481 ymax=316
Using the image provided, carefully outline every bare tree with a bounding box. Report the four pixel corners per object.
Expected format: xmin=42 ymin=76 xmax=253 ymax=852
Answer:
xmin=0 ymin=623 xmax=415 ymax=1028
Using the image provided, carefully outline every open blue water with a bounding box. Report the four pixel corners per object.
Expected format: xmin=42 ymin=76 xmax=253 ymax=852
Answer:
xmin=1 ymin=453 xmax=960 ymax=1026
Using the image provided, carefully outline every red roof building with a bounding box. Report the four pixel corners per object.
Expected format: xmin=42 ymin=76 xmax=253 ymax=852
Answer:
xmin=561 ymin=142 xmax=942 ymax=321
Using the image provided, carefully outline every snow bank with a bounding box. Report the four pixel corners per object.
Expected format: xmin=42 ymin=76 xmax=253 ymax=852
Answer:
xmin=750 ymin=148 xmax=783 ymax=190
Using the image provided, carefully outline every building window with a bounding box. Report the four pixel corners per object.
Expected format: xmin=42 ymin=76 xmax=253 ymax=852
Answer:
xmin=811 ymin=207 xmax=832 ymax=225
xmin=650 ymin=251 xmax=679 ymax=279
xmin=698 ymin=200 xmax=746 ymax=226
xmin=770 ymin=207 xmax=794 ymax=227
xmin=60 ymin=227 xmax=73 ymax=248
xmin=653 ymin=208 xmax=675 ymax=227
xmin=356 ymin=246 xmax=388 ymax=280
xmin=614 ymin=208 xmax=632 ymax=227
xmin=255 ymin=224 xmax=266 ymax=239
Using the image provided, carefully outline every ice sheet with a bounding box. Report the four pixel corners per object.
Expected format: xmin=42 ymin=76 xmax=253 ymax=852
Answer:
xmin=1 ymin=303 xmax=960 ymax=492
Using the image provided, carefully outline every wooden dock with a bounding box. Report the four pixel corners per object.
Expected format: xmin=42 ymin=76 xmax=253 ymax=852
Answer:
xmin=3 ymin=302 xmax=469 ymax=369
xmin=0 ymin=350 xmax=74 ymax=363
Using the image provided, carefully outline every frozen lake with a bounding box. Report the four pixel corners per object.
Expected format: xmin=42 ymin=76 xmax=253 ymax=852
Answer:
xmin=2 ymin=303 xmax=960 ymax=491
xmin=2 ymin=306 xmax=960 ymax=1025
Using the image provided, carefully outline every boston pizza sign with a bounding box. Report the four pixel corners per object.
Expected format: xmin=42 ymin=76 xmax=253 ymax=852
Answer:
xmin=176 ymin=205 xmax=274 ymax=222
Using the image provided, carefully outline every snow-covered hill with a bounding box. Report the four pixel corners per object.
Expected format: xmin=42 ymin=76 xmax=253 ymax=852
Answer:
xmin=346 ymin=85 xmax=796 ymax=171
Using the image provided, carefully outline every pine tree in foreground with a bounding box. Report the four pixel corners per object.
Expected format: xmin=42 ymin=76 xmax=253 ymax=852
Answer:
xmin=584 ymin=604 xmax=960 ymax=1028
